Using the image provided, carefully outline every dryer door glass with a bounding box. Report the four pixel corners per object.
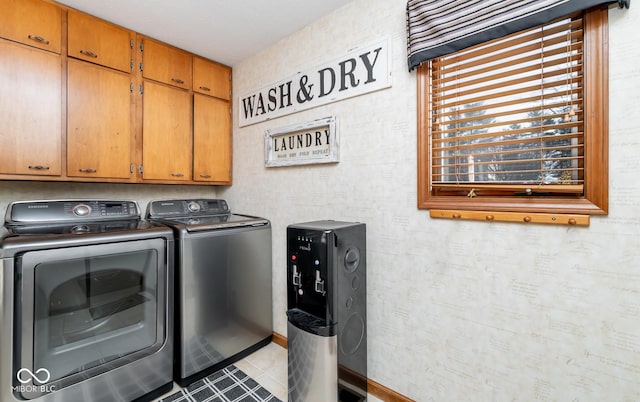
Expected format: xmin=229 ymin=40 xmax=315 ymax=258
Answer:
xmin=17 ymin=238 xmax=166 ymax=394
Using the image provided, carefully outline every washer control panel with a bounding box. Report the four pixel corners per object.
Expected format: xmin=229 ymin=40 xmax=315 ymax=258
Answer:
xmin=147 ymin=199 xmax=229 ymax=218
xmin=5 ymin=200 xmax=139 ymax=224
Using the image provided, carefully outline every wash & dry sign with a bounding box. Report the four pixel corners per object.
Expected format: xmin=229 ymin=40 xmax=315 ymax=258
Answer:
xmin=239 ymin=38 xmax=391 ymax=127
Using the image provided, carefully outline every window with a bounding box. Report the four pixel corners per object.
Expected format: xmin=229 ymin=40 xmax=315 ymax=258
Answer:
xmin=417 ymin=7 xmax=608 ymax=216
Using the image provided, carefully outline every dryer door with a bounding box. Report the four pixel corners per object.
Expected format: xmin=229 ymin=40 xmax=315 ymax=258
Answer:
xmin=14 ymin=238 xmax=167 ymax=399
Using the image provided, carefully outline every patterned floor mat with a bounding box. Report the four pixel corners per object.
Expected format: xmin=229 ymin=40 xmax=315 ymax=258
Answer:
xmin=160 ymin=365 xmax=282 ymax=402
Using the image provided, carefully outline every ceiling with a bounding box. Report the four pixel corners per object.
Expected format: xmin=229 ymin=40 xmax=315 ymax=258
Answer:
xmin=55 ymin=0 xmax=355 ymax=67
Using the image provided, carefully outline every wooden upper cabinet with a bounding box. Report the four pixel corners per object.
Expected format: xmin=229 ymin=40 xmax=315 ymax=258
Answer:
xmin=193 ymin=57 xmax=231 ymax=100
xmin=141 ymin=38 xmax=191 ymax=89
xmin=67 ymin=60 xmax=133 ymax=179
xmin=0 ymin=0 xmax=233 ymax=185
xmin=142 ymin=81 xmax=192 ymax=181
xmin=67 ymin=10 xmax=133 ymax=73
xmin=0 ymin=0 xmax=61 ymax=53
xmin=0 ymin=41 xmax=61 ymax=176
xmin=194 ymin=94 xmax=232 ymax=183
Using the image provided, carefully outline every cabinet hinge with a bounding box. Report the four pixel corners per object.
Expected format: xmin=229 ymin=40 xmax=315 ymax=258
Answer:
xmin=130 ymin=59 xmax=134 ymax=71
xmin=130 ymin=82 xmax=134 ymax=93
xmin=130 ymin=163 xmax=134 ymax=174
xmin=139 ymin=164 xmax=143 ymax=174
xmin=130 ymin=39 xmax=134 ymax=49
xmin=139 ymin=84 xmax=144 ymax=95
xmin=139 ymin=42 xmax=144 ymax=52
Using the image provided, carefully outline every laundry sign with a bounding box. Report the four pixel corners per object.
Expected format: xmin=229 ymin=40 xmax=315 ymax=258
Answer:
xmin=239 ymin=38 xmax=391 ymax=127
xmin=264 ymin=116 xmax=338 ymax=167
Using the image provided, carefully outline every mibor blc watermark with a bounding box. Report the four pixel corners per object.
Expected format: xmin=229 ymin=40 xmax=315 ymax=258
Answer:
xmin=13 ymin=368 xmax=56 ymax=394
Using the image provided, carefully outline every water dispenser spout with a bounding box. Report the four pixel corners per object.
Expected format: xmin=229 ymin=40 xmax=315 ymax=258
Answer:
xmin=314 ymin=270 xmax=326 ymax=295
xmin=292 ymin=265 xmax=302 ymax=286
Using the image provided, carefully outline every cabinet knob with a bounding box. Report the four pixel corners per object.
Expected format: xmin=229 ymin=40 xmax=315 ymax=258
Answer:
xmin=27 ymin=35 xmax=50 ymax=45
xmin=171 ymin=77 xmax=184 ymax=84
xmin=199 ymin=86 xmax=211 ymax=92
xmin=80 ymin=49 xmax=98 ymax=58
xmin=199 ymin=173 xmax=211 ymax=178
xmin=28 ymin=165 xmax=50 ymax=170
xmin=79 ymin=168 xmax=97 ymax=173
xmin=171 ymin=172 xmax=184 ymax=177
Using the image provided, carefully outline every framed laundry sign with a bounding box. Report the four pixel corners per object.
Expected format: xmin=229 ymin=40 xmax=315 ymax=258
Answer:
xmin=264 ymin=116 xmax=338 ymax=167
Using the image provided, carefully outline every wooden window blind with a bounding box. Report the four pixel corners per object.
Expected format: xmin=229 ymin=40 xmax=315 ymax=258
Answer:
xmin=417 ymin=6 xmax=608 ymax=216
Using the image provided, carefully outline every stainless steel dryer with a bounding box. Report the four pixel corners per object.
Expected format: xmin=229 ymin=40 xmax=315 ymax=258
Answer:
xmin=146 ymin=199 xmax=273 ymax=387
xmin=0 ymin=200 xmax=174 ymax=402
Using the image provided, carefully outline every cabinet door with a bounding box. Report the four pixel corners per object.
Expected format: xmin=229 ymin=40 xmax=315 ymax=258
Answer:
xmin=141 ymin=38 xmax=191 ymax=90
xmin=0 ymin=41 xmax=61 ymax=176
xmin=193 ymin=57 xmax=231 ymax=100
xmin=0 ymin=0 xmax=61 ymax=53
xmin=193 ymin=94 xmax=232 ymax=183
xmin=142 ymin=81 xmax=192 ymax=181
xmin=68 ymin=10 xmax=133 ymax=73
xmin=67 ymin=60 xmax=133 ymax=179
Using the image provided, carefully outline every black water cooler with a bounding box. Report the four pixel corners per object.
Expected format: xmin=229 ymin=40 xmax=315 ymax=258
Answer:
xmin=286 ymin=221 xmax=367 ymax=402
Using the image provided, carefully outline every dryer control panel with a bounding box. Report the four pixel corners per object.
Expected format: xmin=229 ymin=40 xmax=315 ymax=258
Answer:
xmin=5 ymin=200 xmax=139 ymax=224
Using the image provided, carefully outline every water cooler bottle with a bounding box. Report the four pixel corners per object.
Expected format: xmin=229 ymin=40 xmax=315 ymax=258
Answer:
xmin=286 ymin=221 xmax=366 ymax=402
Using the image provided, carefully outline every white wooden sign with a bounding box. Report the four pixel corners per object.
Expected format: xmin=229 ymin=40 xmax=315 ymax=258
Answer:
xmin=239 ymin=38 xmax=391 ymax=127
xmin=264 ymin=116 xmax=338 ymax=167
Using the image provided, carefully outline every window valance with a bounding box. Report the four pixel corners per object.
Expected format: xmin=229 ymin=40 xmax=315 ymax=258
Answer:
xmin=407 ymin=0 xmax=629 ymax=71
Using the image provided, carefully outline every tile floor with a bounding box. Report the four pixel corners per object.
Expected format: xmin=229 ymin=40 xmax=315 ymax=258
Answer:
xmin=154 ymin=342 xmax=382 ymax=401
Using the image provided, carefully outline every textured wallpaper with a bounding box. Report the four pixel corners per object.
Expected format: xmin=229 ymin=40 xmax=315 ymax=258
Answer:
xmin=225 ymin=0 xmax=640 ymax=400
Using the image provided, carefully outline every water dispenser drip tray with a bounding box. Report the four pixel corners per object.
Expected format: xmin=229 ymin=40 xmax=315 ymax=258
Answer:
xmin=286 ymin=308 xmax=336 ymax=337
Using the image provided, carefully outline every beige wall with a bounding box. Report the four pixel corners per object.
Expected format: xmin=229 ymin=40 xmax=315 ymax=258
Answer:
xmin=225 ymin=0 xmax=640 ymax=400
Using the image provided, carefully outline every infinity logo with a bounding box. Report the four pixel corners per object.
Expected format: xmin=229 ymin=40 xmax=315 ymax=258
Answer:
xmin=16 ymin=368 xmax=51 ymax=384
